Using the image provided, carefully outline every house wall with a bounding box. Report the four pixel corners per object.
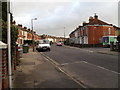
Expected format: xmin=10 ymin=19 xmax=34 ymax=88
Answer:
xmin=23 ymin=31 xmax=28 ymax=40
xmin=115 ymin=29 xmax=120 ymax=36
xmin=88 ymin=26 xmax=115 ymax=44
xmin=27 ymin=32 xmax=33 ymax=40
xmin=17 ymin=26 xmax=41 ymax=45
xmin=84 ymin=36 xmax=88 ymax=44
xmin=69 ymin=14 xmax=117 ymax=46
xmin=18 ymin=29 xmax=24 ymax=45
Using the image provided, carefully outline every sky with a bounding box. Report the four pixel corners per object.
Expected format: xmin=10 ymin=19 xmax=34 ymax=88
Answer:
xmin=11 ymin=0 xmax=119 ymax=37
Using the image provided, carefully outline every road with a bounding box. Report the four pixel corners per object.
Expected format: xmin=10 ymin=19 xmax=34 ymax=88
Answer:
xmin=13 ymin=49 xmax=83 ymax=88
xmin=40 ymin=44 xmax=119 ymax=88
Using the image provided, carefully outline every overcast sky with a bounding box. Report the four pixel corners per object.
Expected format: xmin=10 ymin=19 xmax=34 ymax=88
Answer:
xmin=11 ymin=0 xmax=119 ymax=37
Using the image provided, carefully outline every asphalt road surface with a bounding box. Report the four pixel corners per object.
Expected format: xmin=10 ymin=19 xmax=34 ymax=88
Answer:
xmin=14 ymin=49 xmax=83 ymax=88
xmin=41 ymin=44 xmax=119 ymax=88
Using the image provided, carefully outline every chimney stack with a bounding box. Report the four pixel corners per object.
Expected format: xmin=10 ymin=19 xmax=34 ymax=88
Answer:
xmin=94 ymin=13 xmax=98 ymax=19
xmin=83 ymin=21 xmax=87 ymax=26
xmin=24 ymin=27 xmax=27 ymax=29
xmin=18 ymin=24 xmax=22 ymax=27
xmin=89 ymin=16 xmax=93 ymax=22
xmin=28 ymin=29 xmax=30 ymax=31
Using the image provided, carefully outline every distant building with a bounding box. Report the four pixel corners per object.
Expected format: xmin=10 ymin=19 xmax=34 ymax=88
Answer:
xmin=40 ymin=34 xmax=66 ymax=43
xmin=69 ymin=14 xmax=119 ymax=46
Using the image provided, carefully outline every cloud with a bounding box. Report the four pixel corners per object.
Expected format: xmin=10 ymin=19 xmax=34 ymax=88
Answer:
xmin=12 ymin=0 xmax=118 ymax=37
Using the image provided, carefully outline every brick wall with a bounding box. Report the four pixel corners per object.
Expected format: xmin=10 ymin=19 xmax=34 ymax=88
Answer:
xmin=0 ymin=49 xmax=8 ymax=89
xmin=88 ymin=26 xmax=115 ymax=44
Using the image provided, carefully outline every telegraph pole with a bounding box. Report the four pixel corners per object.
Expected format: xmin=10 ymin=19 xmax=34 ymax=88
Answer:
xmin=64 ymin=27 xmax=65 ymax=43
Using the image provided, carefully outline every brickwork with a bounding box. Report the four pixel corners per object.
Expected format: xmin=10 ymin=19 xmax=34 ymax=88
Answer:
xmin=0 ymin=47 xmax=21 ymax=89
xmin=0 ymin=49 xmax=8 ymax=89
xmin=88 ymin=26 xmax=115 ymax=44
xmin=69 ymin=14 xmax=117 ymax=45
xmin=16 ymin=24 xmax=41 ymax=45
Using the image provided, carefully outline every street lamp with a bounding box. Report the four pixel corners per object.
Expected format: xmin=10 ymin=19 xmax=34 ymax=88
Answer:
xmin=64 ymin=27 xmax=66 ymax=43
xmin=31 ymin=18 xmax=37 ymax=52
xmin=7 ymin=0 xmax=13 ymax=88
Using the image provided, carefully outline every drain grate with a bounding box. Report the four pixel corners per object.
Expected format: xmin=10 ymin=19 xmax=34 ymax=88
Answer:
xmin=21 ymin=62 xmax=35 ymax=65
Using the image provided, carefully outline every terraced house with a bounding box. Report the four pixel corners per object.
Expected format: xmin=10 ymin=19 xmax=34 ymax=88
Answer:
xmin=69 ymin=14 xmax=120 ymax=47
xmin=40 ymin=34 xmax=66 ymax=43
xmin=15 ymin=23 xmax=41 ymax=45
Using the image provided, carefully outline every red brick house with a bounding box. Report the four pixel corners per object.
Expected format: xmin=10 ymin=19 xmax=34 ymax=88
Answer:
xmin=69 ymin=14 xmax=116 ymax=46
xmin=16 ymin=24 xmax=41 ymax=45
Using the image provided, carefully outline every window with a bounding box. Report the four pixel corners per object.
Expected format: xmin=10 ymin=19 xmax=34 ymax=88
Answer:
xmin=108 ymin=28 xmax=111 ymax=35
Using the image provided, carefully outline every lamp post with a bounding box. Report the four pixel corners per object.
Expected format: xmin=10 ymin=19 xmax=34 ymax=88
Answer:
xmin=64 ymin=27 xmax=66 ymax=43
xmin=7 ymin=0 xmax=12 ymax=89
xmin=31 ymin=18 xmax=37 ymax=52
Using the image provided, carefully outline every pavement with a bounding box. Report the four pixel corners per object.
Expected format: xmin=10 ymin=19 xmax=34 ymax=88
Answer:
xmin=12 ymin=48 xmax=82 ymax=88
xmin=64 ymin=45 xmax=119 ymax=56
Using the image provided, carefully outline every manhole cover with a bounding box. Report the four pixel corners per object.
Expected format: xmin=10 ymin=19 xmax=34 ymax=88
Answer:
xmin=21 ymin=62 xmax=35 ymax=65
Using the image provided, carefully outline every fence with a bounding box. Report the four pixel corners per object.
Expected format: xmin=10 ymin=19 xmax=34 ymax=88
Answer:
xmin=0 ymin=41 xmax=21 ymax=89
xmin=0 ymin=41 xmax=8 ymax=89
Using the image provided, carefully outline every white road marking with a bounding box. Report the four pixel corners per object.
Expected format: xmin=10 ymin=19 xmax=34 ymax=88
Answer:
xmin=39 ymin=52 xmax=88 ymax=88
xmin=61 ymin=61 xmax=82 ymax=66
xmin=81 ymin=61 xmax=119 ymax=75
xmin=61 ymin=60 xmax=119 ymax=74
xmin=39 ymin=51 xmax=119 ymax=75
xmin=39 ymin=51 xmax=119 ymax=88
xmin=64 ymin=45 xmax=94 ymax=53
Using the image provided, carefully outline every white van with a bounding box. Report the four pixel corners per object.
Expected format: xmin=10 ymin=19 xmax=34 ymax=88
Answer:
xmin=36 ymin=39 xmax=51 ymax=51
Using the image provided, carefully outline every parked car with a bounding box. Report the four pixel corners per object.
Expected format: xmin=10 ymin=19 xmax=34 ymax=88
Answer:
xmin=36 ymin=39 xmax=51 ymax=51
xmin=56 ymin=42 xmax=63 ymax=46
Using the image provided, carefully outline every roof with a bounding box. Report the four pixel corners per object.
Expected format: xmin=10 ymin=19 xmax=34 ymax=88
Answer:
xmin=88 ymin=18 xmax=111 ymax=25
xmin=69 ymin=26 xmax=83 ymax=35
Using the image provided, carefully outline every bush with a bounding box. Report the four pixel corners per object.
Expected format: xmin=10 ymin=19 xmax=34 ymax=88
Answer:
xmin=2 ymin=21 xmax=18 ymax=61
